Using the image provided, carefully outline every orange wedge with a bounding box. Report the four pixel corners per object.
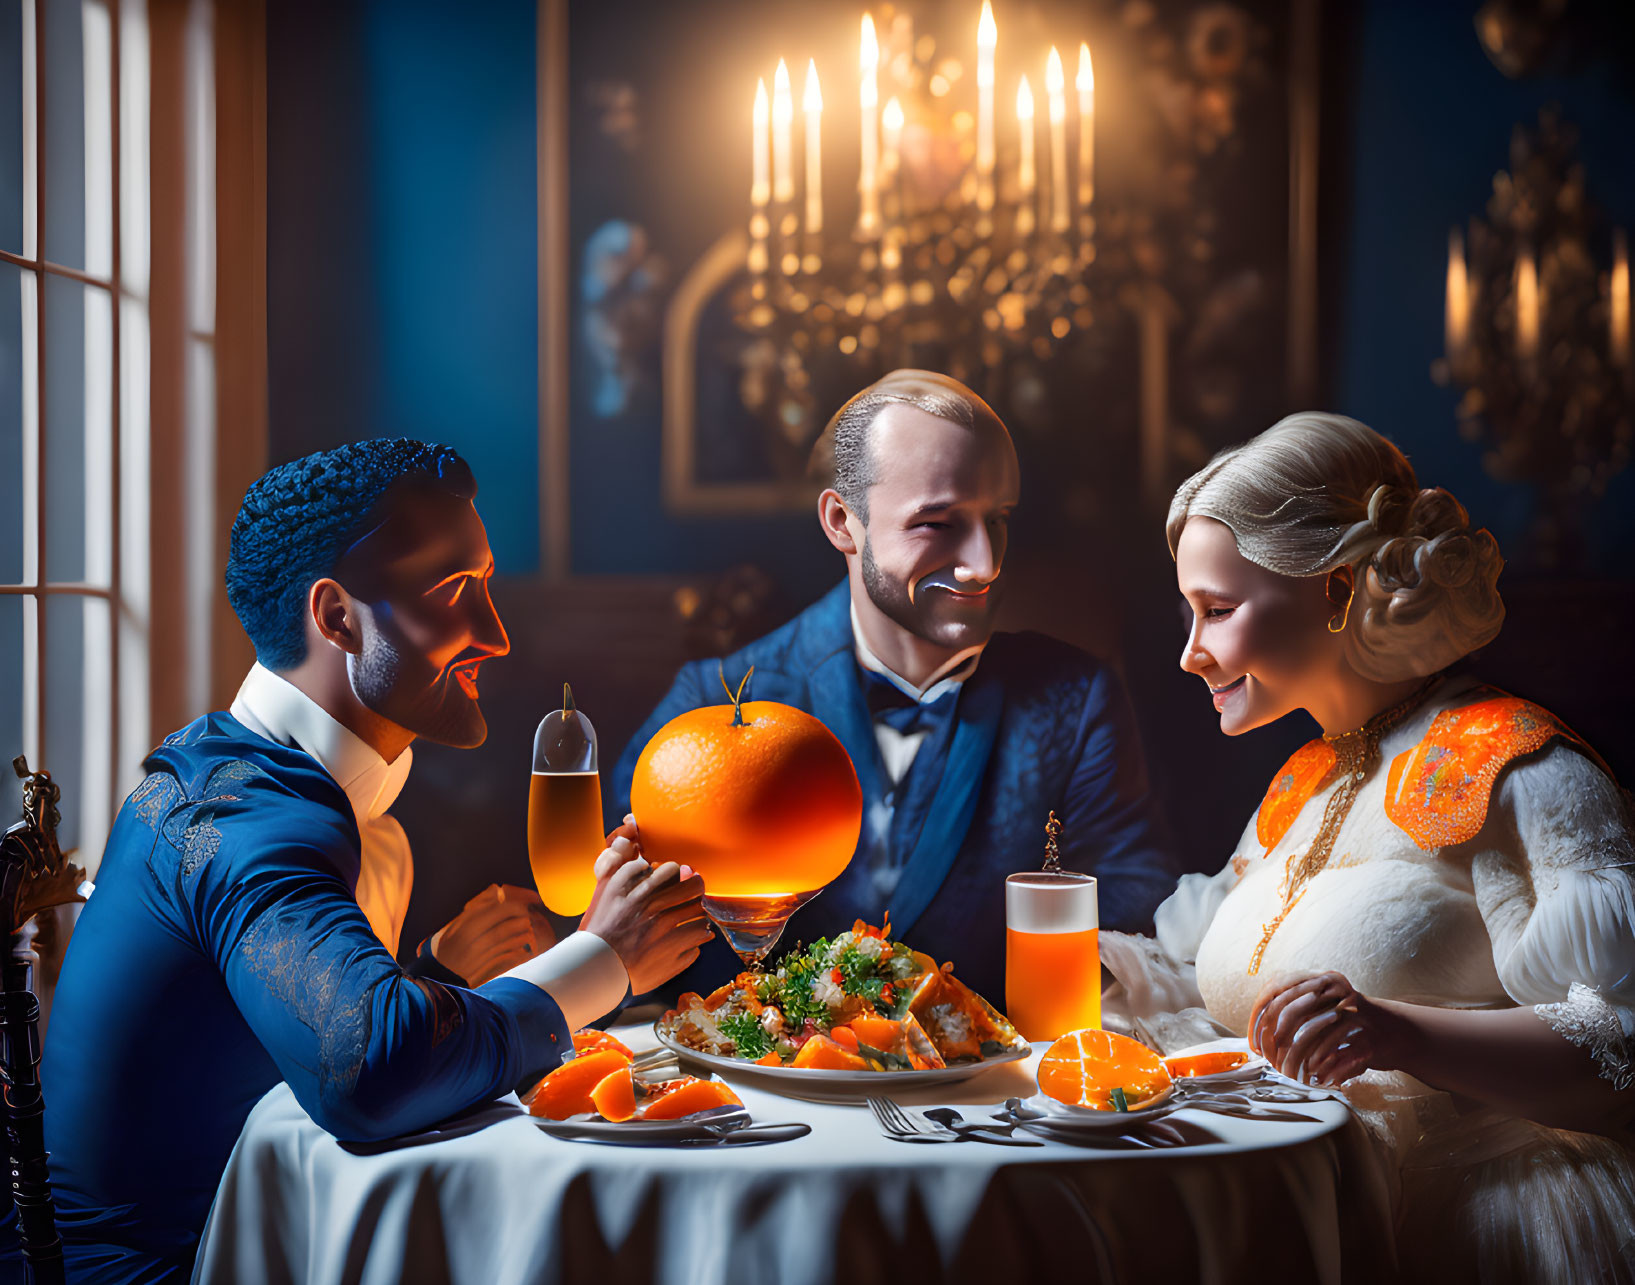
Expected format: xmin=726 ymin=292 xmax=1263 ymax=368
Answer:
xmin=530 ymin=1049 xmax=633 ymax=1120
xmin=589 ymin=1067 xmax=637 ymax=1122
xmin=1037 ymin=1029 xmax=1172 ymax=1111
xmin=789 ymin=1034 xmax=870 ymax=1071
xmin=639 ymin=1078 xmax=742 ymax=1120
xmin=1163 ymin=1051 xmax=1250 ymax=1078
xmin=572 ymin=1028 xmax=635 ymax=1059
xmin=838 ymin=1015 xmax=947 ymax=1070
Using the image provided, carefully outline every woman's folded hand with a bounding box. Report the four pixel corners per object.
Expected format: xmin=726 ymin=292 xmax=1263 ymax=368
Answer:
xmin=1249 ymin=970 xmax=1415 ymax=1087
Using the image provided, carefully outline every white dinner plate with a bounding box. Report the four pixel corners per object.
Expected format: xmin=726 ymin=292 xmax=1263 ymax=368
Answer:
xmin=532 ymin=1103 xmax=751 ymax=1143
xmin=654 ymin=1024 xmax=1032 ymax=1102
xmin=1006 ymin=1086 xmax=1176 ymax=1132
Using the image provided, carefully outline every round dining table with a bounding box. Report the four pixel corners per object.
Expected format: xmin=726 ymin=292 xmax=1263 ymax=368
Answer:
xmin=191 ymin=1023 xmax=1394 ymax=1285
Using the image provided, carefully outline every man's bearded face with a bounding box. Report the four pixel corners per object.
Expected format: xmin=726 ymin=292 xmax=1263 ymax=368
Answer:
xmin=334 ymin=486 xmax=509 ymax=749
xmin=850 ymin=404 xmax=1020 ymax=653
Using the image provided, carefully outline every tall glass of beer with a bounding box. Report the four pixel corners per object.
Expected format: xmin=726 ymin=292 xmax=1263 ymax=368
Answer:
xmin=1005 ymin=871 xmax=1100 ymax=1042
xmin=529 ymin=685 xmax=605 ymax=916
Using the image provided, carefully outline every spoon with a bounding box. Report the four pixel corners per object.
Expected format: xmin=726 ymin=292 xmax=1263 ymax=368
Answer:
xmin=923 ymin=1107 xmax=1043 ymax=1146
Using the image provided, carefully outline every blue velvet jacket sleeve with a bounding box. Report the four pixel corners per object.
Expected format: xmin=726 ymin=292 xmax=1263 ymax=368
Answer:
xmin=191 ymin=809 xmax=572 ymax=1141
xmin=1056 ymin=663 xmax=1178 ymax=934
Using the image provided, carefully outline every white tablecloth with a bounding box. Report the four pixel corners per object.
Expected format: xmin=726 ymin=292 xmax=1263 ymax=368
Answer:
xmin=193 ymin=1026 xmax=1392 ymax=1285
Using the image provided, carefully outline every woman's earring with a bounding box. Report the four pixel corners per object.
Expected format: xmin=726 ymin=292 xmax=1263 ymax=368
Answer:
xmin=1327 ymin=583 xmax=1355 ymax=634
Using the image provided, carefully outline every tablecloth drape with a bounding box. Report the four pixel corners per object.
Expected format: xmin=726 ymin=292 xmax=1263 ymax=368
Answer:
xmin=193 ymin=1030 xmax=1393 ymax=1285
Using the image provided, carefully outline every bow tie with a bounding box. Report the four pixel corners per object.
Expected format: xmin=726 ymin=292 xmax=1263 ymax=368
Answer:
xmin=863 ymin=670 xmax=960 ymax=735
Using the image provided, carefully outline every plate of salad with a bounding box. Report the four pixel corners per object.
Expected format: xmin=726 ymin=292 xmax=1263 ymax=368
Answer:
xmin=656 ymin=919 xmax=1031 ymax=1099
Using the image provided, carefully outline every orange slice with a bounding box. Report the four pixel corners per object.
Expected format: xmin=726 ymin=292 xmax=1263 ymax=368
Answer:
xmin=1037 ymin=1029 xmax=1172 ymax=1111
xmin=589 ymin=1067 xmax=637 ymax=1122
xmin=639 ymin=1077 xmax=743 ymax=1120
xmin=789 ymin=1034 xmax=870 ymax=1071
xmin=838 ymin=1015 xmax=947 ymax=1070
xmin=571 ymin=1028 xmax=634 ymax=1060
xmin=1163 ymin=1051 xmax=1250 ymax=1079
xmin=829 ymin=1026 xmax=861 ymax=1054
xmin=530 ymin=1049 xmax=633 ymax=1120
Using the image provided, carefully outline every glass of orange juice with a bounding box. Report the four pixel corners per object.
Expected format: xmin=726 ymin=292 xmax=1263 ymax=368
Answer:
xmin=1005 ymin=871 xmax=1100 ymax=1042
xmin=528 ymin=685 xmax=605 ymax=916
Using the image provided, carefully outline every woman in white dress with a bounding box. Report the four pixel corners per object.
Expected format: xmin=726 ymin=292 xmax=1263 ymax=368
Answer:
xmin=1107 ymin=411 xmax=1635 ymax=1283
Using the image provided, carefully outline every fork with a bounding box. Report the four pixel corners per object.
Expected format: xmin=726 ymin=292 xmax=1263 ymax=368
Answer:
xmin=867 ymin=1095 xmax=957 ymax=1143
xmin=867 ymin=1097 xmax=1041 ymax=1146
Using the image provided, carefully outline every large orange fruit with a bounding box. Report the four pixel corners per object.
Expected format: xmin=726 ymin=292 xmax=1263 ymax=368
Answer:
xmin=630 ymin=694 xmax=862 ymax=897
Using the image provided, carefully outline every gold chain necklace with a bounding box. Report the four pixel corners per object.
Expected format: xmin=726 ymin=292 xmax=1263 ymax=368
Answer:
xmin=1247 ymin=680 xmax=1437 ymax=975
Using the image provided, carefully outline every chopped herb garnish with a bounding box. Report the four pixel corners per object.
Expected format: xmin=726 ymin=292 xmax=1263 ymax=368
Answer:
xmin=718 ymin=1013 xmax=772 ymax=1061
xmin=1110 ymin=1086 xmax=1130 ymax=1112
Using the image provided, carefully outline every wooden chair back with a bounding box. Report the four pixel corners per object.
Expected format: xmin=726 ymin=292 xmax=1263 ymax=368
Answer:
xmin=1 ymin=756 xmax=85 ymax=1285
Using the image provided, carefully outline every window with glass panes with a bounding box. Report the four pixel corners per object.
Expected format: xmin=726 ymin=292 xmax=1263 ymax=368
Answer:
xmin=1 ymin=0 xmax=152 ymax=869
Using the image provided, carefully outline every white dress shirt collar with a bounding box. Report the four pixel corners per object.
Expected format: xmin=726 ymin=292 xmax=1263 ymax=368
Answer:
xmin=230 ymin=663 xmax=413 ymax=826
xmin=850 ymin=601 xmax=983 ymax=704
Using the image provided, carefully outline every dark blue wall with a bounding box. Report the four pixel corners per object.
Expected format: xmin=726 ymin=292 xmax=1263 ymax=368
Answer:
xmin=268 ymin=0 xmax=539 ymax=573
xmin=1333 ymin=0 xmax=1635 ymax=573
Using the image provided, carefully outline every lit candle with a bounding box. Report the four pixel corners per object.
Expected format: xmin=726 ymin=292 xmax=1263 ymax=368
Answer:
xmin=1613 ymin=229 xmax=1630 ymax=369
xmin=804 ymin=60 xmax=823 ymax=238
xmin=772 ymin=59 xmax=794 ymax=205
xmin=1516 ymin=247 xmax=1539 ymax=365
xmin=882 ymin=96 xmax=904 ymax=179
xmin=751 ymin=77 xmax=770 ymax=210
xmin=1444 ymin=227 xmax=1469 ymax=367
xmin=881 ymin=97 xmax=905 ymax=281
xmin=1077 ymin=43 xmax=1094 ymax=212
xmin=1017 ymin=75 xmax=1035 ymax=237
xmin=859 ymin=14 xmax=880 ymax=239
xmin=749 ymin=78 xmax=769 ymax=283
xmin=1046 ymin=47 xmax=1068 ymax=233
xmin=977 ymin=1 xmax=996 ymax=212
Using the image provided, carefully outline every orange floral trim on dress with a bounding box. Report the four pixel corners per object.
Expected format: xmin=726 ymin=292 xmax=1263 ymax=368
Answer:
xmin=1255 ymin=739 xmax=1337 ymax=852
xmin=1384 ymin=693 xmax=1584 ymax=850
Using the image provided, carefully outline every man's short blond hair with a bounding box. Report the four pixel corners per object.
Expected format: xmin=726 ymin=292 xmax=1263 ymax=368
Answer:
xmin=816 ymin=369 xmax=1007 ymax=522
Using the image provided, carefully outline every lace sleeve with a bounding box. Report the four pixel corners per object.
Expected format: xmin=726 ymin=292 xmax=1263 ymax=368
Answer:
xmin=1472 ymin=745 xmax=1635 ymax=1007
xmin=1536 ymin=983 xmax=1635 ymax=1090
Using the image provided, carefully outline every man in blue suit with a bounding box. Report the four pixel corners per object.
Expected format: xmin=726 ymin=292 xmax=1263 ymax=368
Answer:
xmin=20 ymin=441 xmax=711 ymax=1283
xmin=614 ymin=371 xmax=1176 ymax=1002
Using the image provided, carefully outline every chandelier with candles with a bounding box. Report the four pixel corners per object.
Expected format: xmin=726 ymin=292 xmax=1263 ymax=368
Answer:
xmin=737 ymin=3 xmax=1101 ymax=397
xmin=1435 ymin=110 xmax=1632 ymax=566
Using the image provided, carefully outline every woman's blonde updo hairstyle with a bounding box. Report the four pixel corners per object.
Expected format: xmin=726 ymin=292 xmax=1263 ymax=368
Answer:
xmin=1166 ymin=412 xmax=1505 ymax=682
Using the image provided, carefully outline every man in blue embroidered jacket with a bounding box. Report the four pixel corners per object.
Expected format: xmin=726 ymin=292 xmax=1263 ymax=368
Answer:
xmin=23 ymin=441 xmax=711 ymax=1283
xmin=614 ymin=371 xmax=1176 ymax=1003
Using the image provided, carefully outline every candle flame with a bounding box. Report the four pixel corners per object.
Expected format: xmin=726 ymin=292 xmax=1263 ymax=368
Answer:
xmin=1017 ymin=74 xmax=1033 ymax=120
xmin=883 ymin=96 xmax=904 ymax=133
xmin=861 ymin=13 xmax=878 ymax=70
xmin=753 ymin=77 xmax=768 ymax=128
xmin=1515 ymin=248 xmax=1540 ymax=362
xmin=1046 ymin=46 xmax=1064 ymax=94
xmin=773 ymin=59 xmax=792 ymax=125
xmin=1078 ymin=42 xmax=1093 ymax=94
xmin=1445 ymin=227 xmax=1469 ymax=362
xmin=1612 ymin=229 xmax=1629 ymax=362
xmin=978 ymin=1 xmax=996 ymax=52
xmin=804 ymin=58 xmax=822 ymax=113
